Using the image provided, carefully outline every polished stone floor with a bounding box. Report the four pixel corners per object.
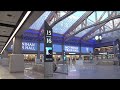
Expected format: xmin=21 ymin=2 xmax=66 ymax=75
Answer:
xmin=0 ymin=63 xmax=120 ymax=79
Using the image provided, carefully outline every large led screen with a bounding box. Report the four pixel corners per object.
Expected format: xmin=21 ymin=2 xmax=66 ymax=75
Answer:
xmin=64 ymin=45 xmax=80 ymax=53
xmin=81 ymin=47 xmax=93 ymax=53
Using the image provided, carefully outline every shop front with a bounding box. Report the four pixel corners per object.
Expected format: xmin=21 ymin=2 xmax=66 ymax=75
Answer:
xmin=94 ymin=46 xmax=114 ymax=60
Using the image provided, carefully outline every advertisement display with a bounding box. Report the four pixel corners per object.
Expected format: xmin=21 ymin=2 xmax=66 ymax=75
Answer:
xmin=81 ymin=47 xmax=93 ymax=53
xmin=8 ymin=42 xmax=62 ymax=53
xmin=64 ymin=45 xmax=79 ymax=53
xmin=8 ymin=42 xmax=37 ymax=51
xmin=40 ymin=43 xmax=62 ymax=52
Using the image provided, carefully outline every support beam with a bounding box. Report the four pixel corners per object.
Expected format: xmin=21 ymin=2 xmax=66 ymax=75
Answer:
xmin=64 ymin=14 xmax=120 ymax=41
xmin=81 ymin=11 xmax=115 ymax=41
xmin=63 ymin=11 xmax=93 ymax=37
xmin=88 ymin=27 xmax=120 ymax=40
xmin=40 ymin=11 xmax=75 ymax=37
xmin=39 ymin=11 xmax=56 ymax=34
xmin=16 ymin=11 xmax=45 ymax=37
xmin=80 ymin=22 xmax=106 ymax=40
xmin=50 ymin=11 xmax=76 ymax=27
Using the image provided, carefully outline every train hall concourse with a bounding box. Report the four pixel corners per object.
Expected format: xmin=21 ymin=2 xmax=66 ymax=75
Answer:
xmin=0 ymin=11 xmax=120 ymax=79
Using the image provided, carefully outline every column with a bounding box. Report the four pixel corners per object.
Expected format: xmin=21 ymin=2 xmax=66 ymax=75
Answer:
xmin=9 ymin=36 xmax=24 ymax=73
xmin=12 ymin=36 xmax=22 ymax=54
xmin=62 ymin=38 xmax=64 ymax=62
xmin=35 ymin=38 xmax=40 ymax=64
xmin=44 ymin=21 xmax=53 ymax=77
xmin=79 ymin=41 xmax=81 ymax=59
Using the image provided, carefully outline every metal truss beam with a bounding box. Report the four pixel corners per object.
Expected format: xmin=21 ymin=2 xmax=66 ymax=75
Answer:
xmin=40 ymin=11 xmax=76 ymax=37
xmin=64 ymin=14 xmax=120 ymax=41
xmin=80 ymin=23 xmax=106 ymax=41
xmin=39 ymin=11 xmax=56 ymax=34
xmin=87 ymin=27 xmax=120 ymax=40
xmin=63 ymin=11 xmax=93 ymax=38
xmin=81 ymin=12 xmax=116 ymax=41
xmin=50 ymin=11 xmax=76 ymax=27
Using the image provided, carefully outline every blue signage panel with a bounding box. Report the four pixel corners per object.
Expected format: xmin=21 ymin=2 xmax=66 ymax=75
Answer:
xmin=64 ymin=45 xmax=80 ymax=53
xmin=53 ymin=44 xmax=62 ymax=52
xmin=8 ymin=42 xmax=62 ymax=53
xmin=22 ymin=42 xmax=37 ymax=51
xmin=81 ymin=47 xmax=93 ymax=53
xmin=8 ymin=42 xmax=37 ymax=51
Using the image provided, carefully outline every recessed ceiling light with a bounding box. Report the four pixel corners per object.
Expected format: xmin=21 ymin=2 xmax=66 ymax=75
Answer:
xmin=7 ymin=14 xmax=12 ymax=17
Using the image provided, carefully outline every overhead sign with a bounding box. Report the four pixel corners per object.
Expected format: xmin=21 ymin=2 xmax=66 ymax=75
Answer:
xmin=22 ymin=42 xmax=37 ymax=51
xmin=64 ymin=46 xmax=79 ymax=53
xmin=9 ymin=42 xmax=37 ymax=51
xmin=44 ymin=21 xmax=53 ymax=62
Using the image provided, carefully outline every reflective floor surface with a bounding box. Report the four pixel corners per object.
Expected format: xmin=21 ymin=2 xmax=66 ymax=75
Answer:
xmin=0 ymin=63 xmax=120 ymax=79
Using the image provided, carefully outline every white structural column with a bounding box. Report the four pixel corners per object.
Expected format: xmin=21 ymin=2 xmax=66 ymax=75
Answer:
xmin=9 ymin=36 xmax=24 ymax=73
xmin=79 ymin=41 xmax=81 ymax=59
xmin=12 ymin=36 xmax=22 ymax=54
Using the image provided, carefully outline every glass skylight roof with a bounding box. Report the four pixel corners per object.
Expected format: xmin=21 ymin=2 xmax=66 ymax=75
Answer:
xmin=88 ymin=12 xmax=96 ymax=22
xmin=29 ymin=11 xmax=51 ymax=30
xmin=100 ymin=12 xmax=108 ymax=21
xmin=52 ymin=11 xmax=86 ymax=34
xmin=75 ymin=26 xmax=94 ymax=37
xmin=96 ymin=11 xmax=104 ymax=21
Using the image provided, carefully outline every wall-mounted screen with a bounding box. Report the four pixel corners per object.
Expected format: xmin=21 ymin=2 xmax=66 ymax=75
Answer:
xmin=64 ymin=45 xmax=80 ymax=53
xmin=81 ymin=47 xmax=93 ymax=53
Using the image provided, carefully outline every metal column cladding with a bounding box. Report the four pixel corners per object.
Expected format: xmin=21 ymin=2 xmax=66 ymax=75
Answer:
xmin=44 ymin=21 xmax=53 ymax=62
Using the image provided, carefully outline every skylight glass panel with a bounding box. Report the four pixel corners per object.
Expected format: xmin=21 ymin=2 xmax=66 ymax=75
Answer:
xmin=94 ymin=29 xmax=100 ymax=35
xmin=88 ymin=12 xmax=96 ymax=22
xmin=114 ymin=18 xmax=120 ymax=27
xmin=96 ymin=11 xmax=104 ymax=21
xmin=75 ymin=26 xmax=94 ymax=37
xmin=105 ymin=20 xmax=113 ymax=29
xmin=100 ymin=12 xmax=108 ymax=21
xmin=53 ymin=11 xmax=86 ymax=34
xmin=59 ymin=11 xmax=66 ymax=17
xmin=29 ymin=11 xmax=51 ymax=30
xmin=87 ymin=19 xmax=94 ymax=26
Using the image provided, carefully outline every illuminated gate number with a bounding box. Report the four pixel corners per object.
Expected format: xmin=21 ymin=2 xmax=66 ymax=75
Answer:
xmin=47 ymin=30 xmax=51 ymax=35
xmin=47 ymin=37 xmax=52 ymax=43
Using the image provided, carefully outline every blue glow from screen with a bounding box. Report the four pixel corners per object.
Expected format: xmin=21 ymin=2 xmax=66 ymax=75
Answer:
xmin=81 ymin=47 xmax=93 ymax=53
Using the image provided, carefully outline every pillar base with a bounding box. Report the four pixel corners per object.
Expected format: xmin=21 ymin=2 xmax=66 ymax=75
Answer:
xmin=9 ymin=54 xmax=24 ymax=73
xmin=44 ymin=62 xmax=53 ymax=77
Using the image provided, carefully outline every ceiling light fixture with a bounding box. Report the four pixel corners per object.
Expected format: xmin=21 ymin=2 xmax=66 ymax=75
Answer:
xmin=95 ymin=35 xmax=102 ymax=41
xmin=0 ymin=11 xmax=31 ymax=54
